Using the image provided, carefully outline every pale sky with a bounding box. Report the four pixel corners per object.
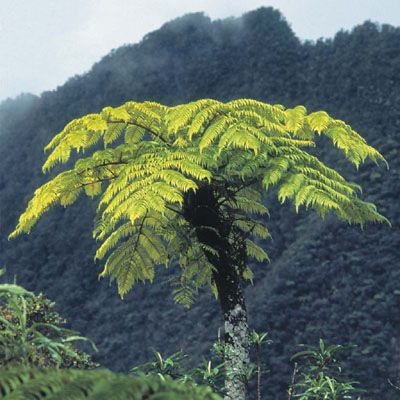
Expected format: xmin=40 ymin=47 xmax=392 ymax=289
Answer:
xmin=1 ymin=0 xmax=400 ymax=102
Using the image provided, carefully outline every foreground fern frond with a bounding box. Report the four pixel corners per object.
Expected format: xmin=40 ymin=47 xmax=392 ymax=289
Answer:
xmin=0 ymin=365 xmax=221 ymax=399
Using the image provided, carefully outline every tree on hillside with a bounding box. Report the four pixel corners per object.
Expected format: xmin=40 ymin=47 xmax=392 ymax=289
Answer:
xmin=10 ymin=99 xmax=388 ymax=400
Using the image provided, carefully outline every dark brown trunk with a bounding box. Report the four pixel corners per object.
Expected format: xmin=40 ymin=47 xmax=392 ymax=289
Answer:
xmin=256 ymin=344 xmax=262 ymax=400
xmin=183 ymin=186 xmax=250 ymax=400
xmin=213 ymin=261 xmax=250 ymax=400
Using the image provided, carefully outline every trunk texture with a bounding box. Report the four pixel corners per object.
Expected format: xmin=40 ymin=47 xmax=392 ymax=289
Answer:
xmin=183 ymin=186 xmax=250 ymax=400
xmin=256 ymin=345 xmax=262 ymax=400
xmin=213 ymin=261 xmax=250 ymax=400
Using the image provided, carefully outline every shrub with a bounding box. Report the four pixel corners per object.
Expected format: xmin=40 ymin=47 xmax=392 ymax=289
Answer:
xmin=0 ymin=274 xmax=97 ymax=369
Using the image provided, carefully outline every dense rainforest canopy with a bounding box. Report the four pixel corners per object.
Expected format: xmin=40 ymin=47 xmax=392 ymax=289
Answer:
xmin=0 ymin=7 xmax=399 ymax=399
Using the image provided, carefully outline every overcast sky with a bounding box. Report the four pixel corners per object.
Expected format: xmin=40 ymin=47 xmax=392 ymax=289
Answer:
xmin=1 ymin=0 xmax=400 ymax=102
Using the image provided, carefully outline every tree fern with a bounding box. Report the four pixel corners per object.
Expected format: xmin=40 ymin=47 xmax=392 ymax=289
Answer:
xmin=10 ymin=98 xmax=388 ymax=400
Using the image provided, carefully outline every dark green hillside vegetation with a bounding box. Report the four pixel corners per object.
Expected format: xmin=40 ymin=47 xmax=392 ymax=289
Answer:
xmin=0 ymin=7 xmax=399 ymax=399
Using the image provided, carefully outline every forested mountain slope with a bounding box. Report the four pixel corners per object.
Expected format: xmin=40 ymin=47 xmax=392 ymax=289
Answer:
xmin=1 ymin=8 xmax=399 ymax=399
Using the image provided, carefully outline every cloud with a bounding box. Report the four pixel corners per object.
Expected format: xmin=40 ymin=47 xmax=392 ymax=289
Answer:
xmin=1 ymin=0 xmax=400 ymax=101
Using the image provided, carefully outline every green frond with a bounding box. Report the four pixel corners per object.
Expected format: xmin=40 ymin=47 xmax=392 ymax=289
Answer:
xmin=306 ymin=111 xmax=330 ymax=133
xmin=167 ymin=158 xmax=213 ymax=182
xmin=124 ymin=101 xmax=164 ymax=123
xmin=165 ymin=99 xmax=222 ymax=135
xmin=43 ymin=114 xmax=108 ymax=172
xmin=285 ymin=105 xmax=307 ymax=134
xmin=305 ymin=178 xmax=352 ymax=204
xmin=245 ymin=239 xmax=269 ymax=262
xmin=9 ymin=171 xmax=81 ymax=237
xmin=102 ymin=102 xmax=164 ymax=136
xmin=335 ymin=198 xmax=391 ymax=226
xmin=217 ymin=124 xmax=239 ymax=153
xmin=172 ymin=281 xmax=198 ymax=309
xmin=262 ymin=157 xmax=290 ymax=188
xmin=278 ymin=173 xmax=305 ymax=203
xmin=294 ymin=166 xmax=357 ymax=196
xmin=150 ymin=182 xmax=184 ymax=204
xmin=234 ymin=153 xmax=268 ymax=179
xmin=294 ymin=119 xmax=315 ymax=140
xmin=233 ymin=219 xmax=271 ymax=239
xmin=84 ymin=181 xmax=102 ymax=197
xmin=0 ymin=365 xmax=220 ymax=400
xmin=124 ymin=125 xmax=145 ymax=144
xmin=59 ymin=188 xmax=82 ymax=207
xmin=306 ymin=189 xmax=341 ymax=211
xmin=124 ymin=193 xmax=165 ymax=224
xmin=227 ymin=195 xmax=269 ymax=216
xmin=103 ymin=122 xmax=126 ymax=146
xmin=157 ymin=169 xmax=198 ymax=192
xmin=172 ymin=136 xmax=189 ymax=147
xmin=237 ymin=124 xmax=280 ymax=149
xmin=242 ymin=267 xmax=254 ymax=283
xmin=43 ymin=102 xmax=167 ymax=173
xmin=95 ymin=222 xmax=137 ymax=260
xmin=222 ymin=125 xmax=262 ymax=154
xmin=294 ymin=185 xmax=316 ymax=212
xmin=165 ymin=231 xmax=215 ymax=307
xmin=101 ymin=106 xmax=131 ymax=122
xmin=236 ymin=187 xmax=263 ymax=202
xmin=226 ymin=98 xmax=286 ymax=124
xmin=42 ymin=142 xmax=72 ymax=172
xmin=199 ymin=115 xmax=231 ymax=151
xmin=270 ymin=136 xmax=315 ymax=149
xmin=101 ymin=226 xmax=168 ymax=297
xmin=187 ymin=102 xmax=227 ymax=140
xmin=141 ymin=100 xmax=169 ymax=115
xmin=314 ymin=117 xmax=386 ymax=168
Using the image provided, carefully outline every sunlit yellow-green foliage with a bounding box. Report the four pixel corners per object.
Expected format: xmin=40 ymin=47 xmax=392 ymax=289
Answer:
xmin=10 ymin=99 xmax=388 ymax=303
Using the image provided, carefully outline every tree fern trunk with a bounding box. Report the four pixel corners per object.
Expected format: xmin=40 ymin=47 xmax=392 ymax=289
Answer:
xmin=183 ymin=186 xmax=250 ymax=400
xmin=213 ymin=261 xmax=250 ymax=400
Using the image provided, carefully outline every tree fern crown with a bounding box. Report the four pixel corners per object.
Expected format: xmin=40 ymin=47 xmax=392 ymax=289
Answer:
xmin=9 ymin=99 xmax=388 ymax=303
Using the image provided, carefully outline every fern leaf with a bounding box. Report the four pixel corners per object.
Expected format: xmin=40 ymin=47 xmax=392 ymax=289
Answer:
xmin=245 ymin=239 xmax=269 ymax=262
xmin=285 ymin=105 xmax=306 ymax=133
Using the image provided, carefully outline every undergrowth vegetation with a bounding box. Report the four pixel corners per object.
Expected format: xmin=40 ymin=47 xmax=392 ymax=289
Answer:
xmin=0 ymin=269 xmax=96 ymax=369
xmin=0 ymin=277 xmax=363 ymax=399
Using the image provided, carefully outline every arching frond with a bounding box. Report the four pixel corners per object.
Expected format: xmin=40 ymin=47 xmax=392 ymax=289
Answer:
xmin=245 ymin=239 xmax=269 ymax=262
xmin=165 ymin=99 xmax=222 ymax=135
